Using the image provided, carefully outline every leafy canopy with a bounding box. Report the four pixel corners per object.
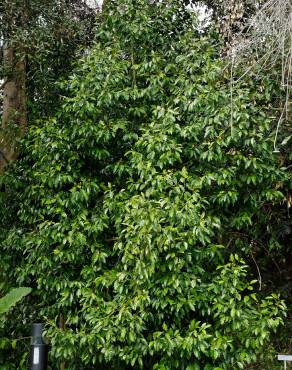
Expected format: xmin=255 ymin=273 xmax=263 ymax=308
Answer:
xmin=0 ymin=0 xmax=290 ymax=369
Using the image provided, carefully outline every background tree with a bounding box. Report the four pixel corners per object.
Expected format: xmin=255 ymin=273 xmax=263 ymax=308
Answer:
xmin=0 ymin=0 xmax=97 ymax=173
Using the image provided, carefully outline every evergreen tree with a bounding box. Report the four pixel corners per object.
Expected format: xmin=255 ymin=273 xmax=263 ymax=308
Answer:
xmin=0 ymin=0 xmax=97 ymax=172
xmin=0 ymin=0 xmax=290 ymax=368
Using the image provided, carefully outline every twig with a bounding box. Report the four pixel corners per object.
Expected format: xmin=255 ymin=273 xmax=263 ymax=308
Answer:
xmin=250 ymin=250 xmax=262 ymax=291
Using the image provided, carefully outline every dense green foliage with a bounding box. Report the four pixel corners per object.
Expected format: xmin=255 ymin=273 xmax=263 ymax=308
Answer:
xmin=0 ymin=288 xmax=31 ymax=369
xmin=0 ymin=0 xmax=96 ymax=118
xmin=0 ymin=0 xmax=291 ymax=369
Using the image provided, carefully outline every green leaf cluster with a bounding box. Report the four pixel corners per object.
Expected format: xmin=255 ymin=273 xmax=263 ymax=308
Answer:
xmin=0 ymin=0 xmax=290 ymax=368
xmin=0 ymin=288 xmax=31 ymax=315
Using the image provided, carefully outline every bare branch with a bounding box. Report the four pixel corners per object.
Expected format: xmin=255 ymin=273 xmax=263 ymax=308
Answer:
xmin=229 ymin=0 xmax=292 ymax=149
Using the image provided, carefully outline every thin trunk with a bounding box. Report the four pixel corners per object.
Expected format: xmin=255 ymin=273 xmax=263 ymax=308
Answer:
xmin=0 ymin=44 xmax=27 ymax=174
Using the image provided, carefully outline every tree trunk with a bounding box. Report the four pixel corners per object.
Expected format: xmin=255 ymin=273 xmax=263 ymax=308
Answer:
xmin=0 ymin=44 xmax=27 ymax=174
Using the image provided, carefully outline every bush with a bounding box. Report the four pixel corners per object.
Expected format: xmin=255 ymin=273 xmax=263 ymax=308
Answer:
xmin=0 ymin=1 xmax=289 ymax=368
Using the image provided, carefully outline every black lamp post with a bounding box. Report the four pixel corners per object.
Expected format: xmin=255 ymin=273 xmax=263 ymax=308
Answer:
xmin=29 ymin=323 xmax=49 ymax=370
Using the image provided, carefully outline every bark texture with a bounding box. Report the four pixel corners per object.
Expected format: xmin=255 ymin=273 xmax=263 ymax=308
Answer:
xmin=0 ymin=45 xmax=27 ymax=174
